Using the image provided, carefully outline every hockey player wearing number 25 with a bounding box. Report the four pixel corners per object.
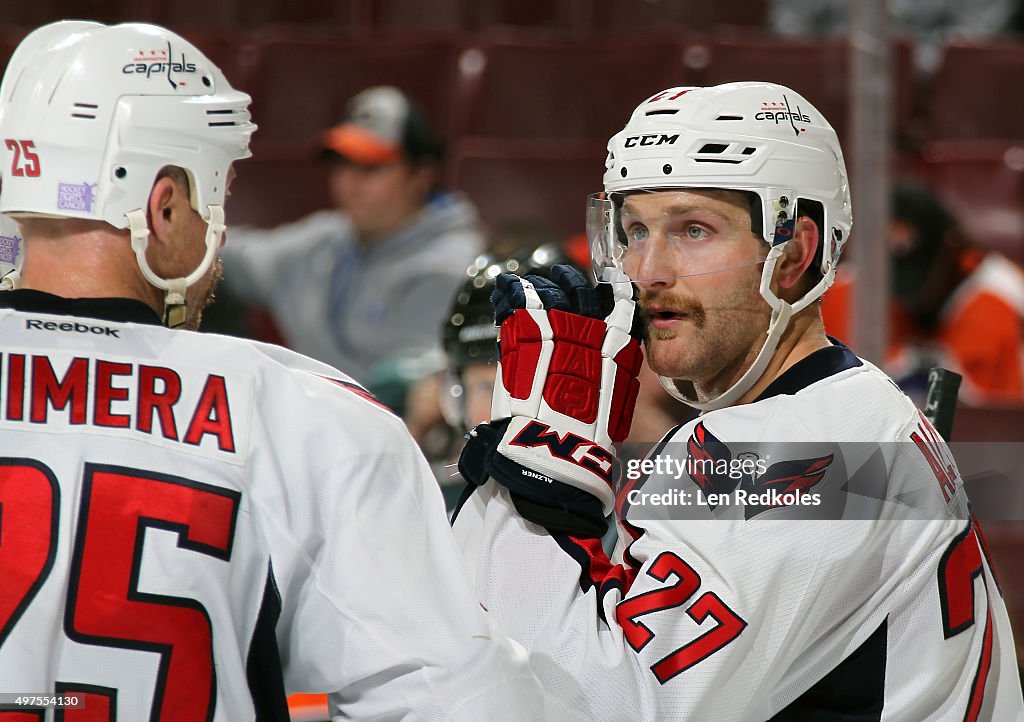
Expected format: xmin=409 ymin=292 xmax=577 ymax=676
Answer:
xmin=454 ymin=82 xmax=1024 ymax=720
xmin=0 ymin=21 xmax=556 ymax=721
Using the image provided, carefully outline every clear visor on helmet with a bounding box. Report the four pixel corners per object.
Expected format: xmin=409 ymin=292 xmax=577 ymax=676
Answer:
xmin=586 ymin=190 xmax=771 ymax=284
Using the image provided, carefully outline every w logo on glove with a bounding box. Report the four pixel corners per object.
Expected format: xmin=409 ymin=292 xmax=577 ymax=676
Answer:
xmin=460 ymin=264 xmax=643 ymax=522
xmin=508 ymin=420 xmax=616 ymax=485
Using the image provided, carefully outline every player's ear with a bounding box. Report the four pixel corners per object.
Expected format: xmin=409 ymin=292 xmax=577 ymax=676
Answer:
xmin=774 ymin=216 xmax=819 ymax=296
xmin=146 ymin=174 xmax=188 ymax=246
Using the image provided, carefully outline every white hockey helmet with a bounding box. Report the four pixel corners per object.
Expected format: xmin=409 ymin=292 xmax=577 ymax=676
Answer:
xmin=0 ymin=21 xmax=256 ymax=326
xmin=588 ymin=82 xmax=853 ymax=410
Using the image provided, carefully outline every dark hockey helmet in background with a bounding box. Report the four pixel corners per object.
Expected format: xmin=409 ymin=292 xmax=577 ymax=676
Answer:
xmin=440 ymin=243 xmax=581 ymax=429
xmin=443 ymin=244 xmax=577 ymax=372
xmin=443 ymin=256 xmax=502 ymax=376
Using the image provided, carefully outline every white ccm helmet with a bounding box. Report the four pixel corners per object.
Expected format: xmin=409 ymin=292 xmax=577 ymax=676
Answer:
xmin=589 ymin=82 xmax=853 ymax=411
xmin=0 ymin=21 xmax=256 ymax=326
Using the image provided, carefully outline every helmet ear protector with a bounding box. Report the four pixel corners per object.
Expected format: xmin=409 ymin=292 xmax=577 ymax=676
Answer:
xmin=0 ymin=21 xmax=256 ymax=325
xmin=591 ymin=82 xmax=852 ymax=410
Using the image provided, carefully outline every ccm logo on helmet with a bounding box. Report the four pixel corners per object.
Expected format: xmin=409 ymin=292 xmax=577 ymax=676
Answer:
xmin=509 ymin=420 xmax=615 ymax=485
xmin=624 ymin=133 xmax=680 ymax=148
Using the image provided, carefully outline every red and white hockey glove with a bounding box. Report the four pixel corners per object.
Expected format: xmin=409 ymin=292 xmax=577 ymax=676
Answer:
xmin=459 ymin=264 xmax=643 ymax=534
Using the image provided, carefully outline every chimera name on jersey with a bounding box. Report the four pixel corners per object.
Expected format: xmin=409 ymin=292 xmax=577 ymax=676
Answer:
xmin=0 ymin=351 xmax=235 ymax=452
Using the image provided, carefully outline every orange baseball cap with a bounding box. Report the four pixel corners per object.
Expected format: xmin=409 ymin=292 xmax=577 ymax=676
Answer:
xmin=320 ymin=86 xmax=443 ymax=166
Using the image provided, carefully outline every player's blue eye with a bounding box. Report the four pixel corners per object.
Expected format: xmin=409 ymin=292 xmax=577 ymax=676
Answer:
xmin=628 ymin=224 xmax=649 ymax=243
xmin=686 ymin=225 xmax=709 ymax=240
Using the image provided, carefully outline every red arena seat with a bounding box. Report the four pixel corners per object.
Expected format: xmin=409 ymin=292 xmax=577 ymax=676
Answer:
xmin=681 ymin=35 xmax=915 ymax=146
xmin=920 ymin=141 xmax=1024 ymax=263
xmin=449 ymin=138 xmax=605 ymax=239
xmin=238 ymin=34 xmax=463 ymax=145
xmin=454 ymin=36 xmax=683 ymax=141
xmin=929 ymin=41 xmax=1024 ymax=141
xmin=228 ymin=154 xmax=331 ymax=229
xmin=588 ymin=0 xmax=768 ymax=32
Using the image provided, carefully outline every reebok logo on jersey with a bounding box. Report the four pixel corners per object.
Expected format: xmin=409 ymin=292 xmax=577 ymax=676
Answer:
xmin=26 ymin=318 xmax=120 ymax=337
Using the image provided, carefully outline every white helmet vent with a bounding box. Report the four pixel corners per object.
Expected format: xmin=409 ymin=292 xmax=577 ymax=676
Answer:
xmin=71 ymin=102 xmax=98 ymax=119
xmin=715 ymin=114 xmax=744 ymax=121
xmin=645 ymin=109 xmax=679 ymax=117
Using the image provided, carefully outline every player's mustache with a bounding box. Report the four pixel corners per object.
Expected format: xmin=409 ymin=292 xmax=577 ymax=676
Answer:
xmin=638 ymin=291 xmax=706 ymax=326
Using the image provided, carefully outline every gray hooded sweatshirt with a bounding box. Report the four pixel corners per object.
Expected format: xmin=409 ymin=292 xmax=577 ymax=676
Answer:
xmin=220 ymin=191 xmax=483 ymax=384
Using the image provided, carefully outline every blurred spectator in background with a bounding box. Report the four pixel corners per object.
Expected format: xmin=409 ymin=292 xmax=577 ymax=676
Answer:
xmin=770 ymin=0 xmax=1019 ymax=75
xmin=219 ymin=86 xmax=484 ymax=384
xmin=822 ymin=181 xmax=1024 ymax=404
xmin=366 ymin=222 xmax=566 ymax=417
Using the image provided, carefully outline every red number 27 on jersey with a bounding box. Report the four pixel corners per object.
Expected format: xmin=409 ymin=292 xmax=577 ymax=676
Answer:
xmin=616 ymin=551 xmax=747 ymax=684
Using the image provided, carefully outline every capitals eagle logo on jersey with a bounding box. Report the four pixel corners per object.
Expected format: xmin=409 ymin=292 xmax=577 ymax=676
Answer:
xmin=687 ymin=421 xmax=833 ymax=519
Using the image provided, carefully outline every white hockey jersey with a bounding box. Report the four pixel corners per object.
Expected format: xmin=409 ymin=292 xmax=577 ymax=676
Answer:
xmin=0 ymin=290 xmax=546 ymax=721
xmin=454 ymin=342 xmax=1024 ymax=720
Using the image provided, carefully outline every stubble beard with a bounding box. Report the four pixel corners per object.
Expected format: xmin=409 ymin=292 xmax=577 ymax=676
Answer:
xmin=640 ymin=290 xmax=706 ymax=380
xmin=641 ymin=286 xmax=768 ymax=396
xmin=185 ymin=257 xmax=223 ymax=331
